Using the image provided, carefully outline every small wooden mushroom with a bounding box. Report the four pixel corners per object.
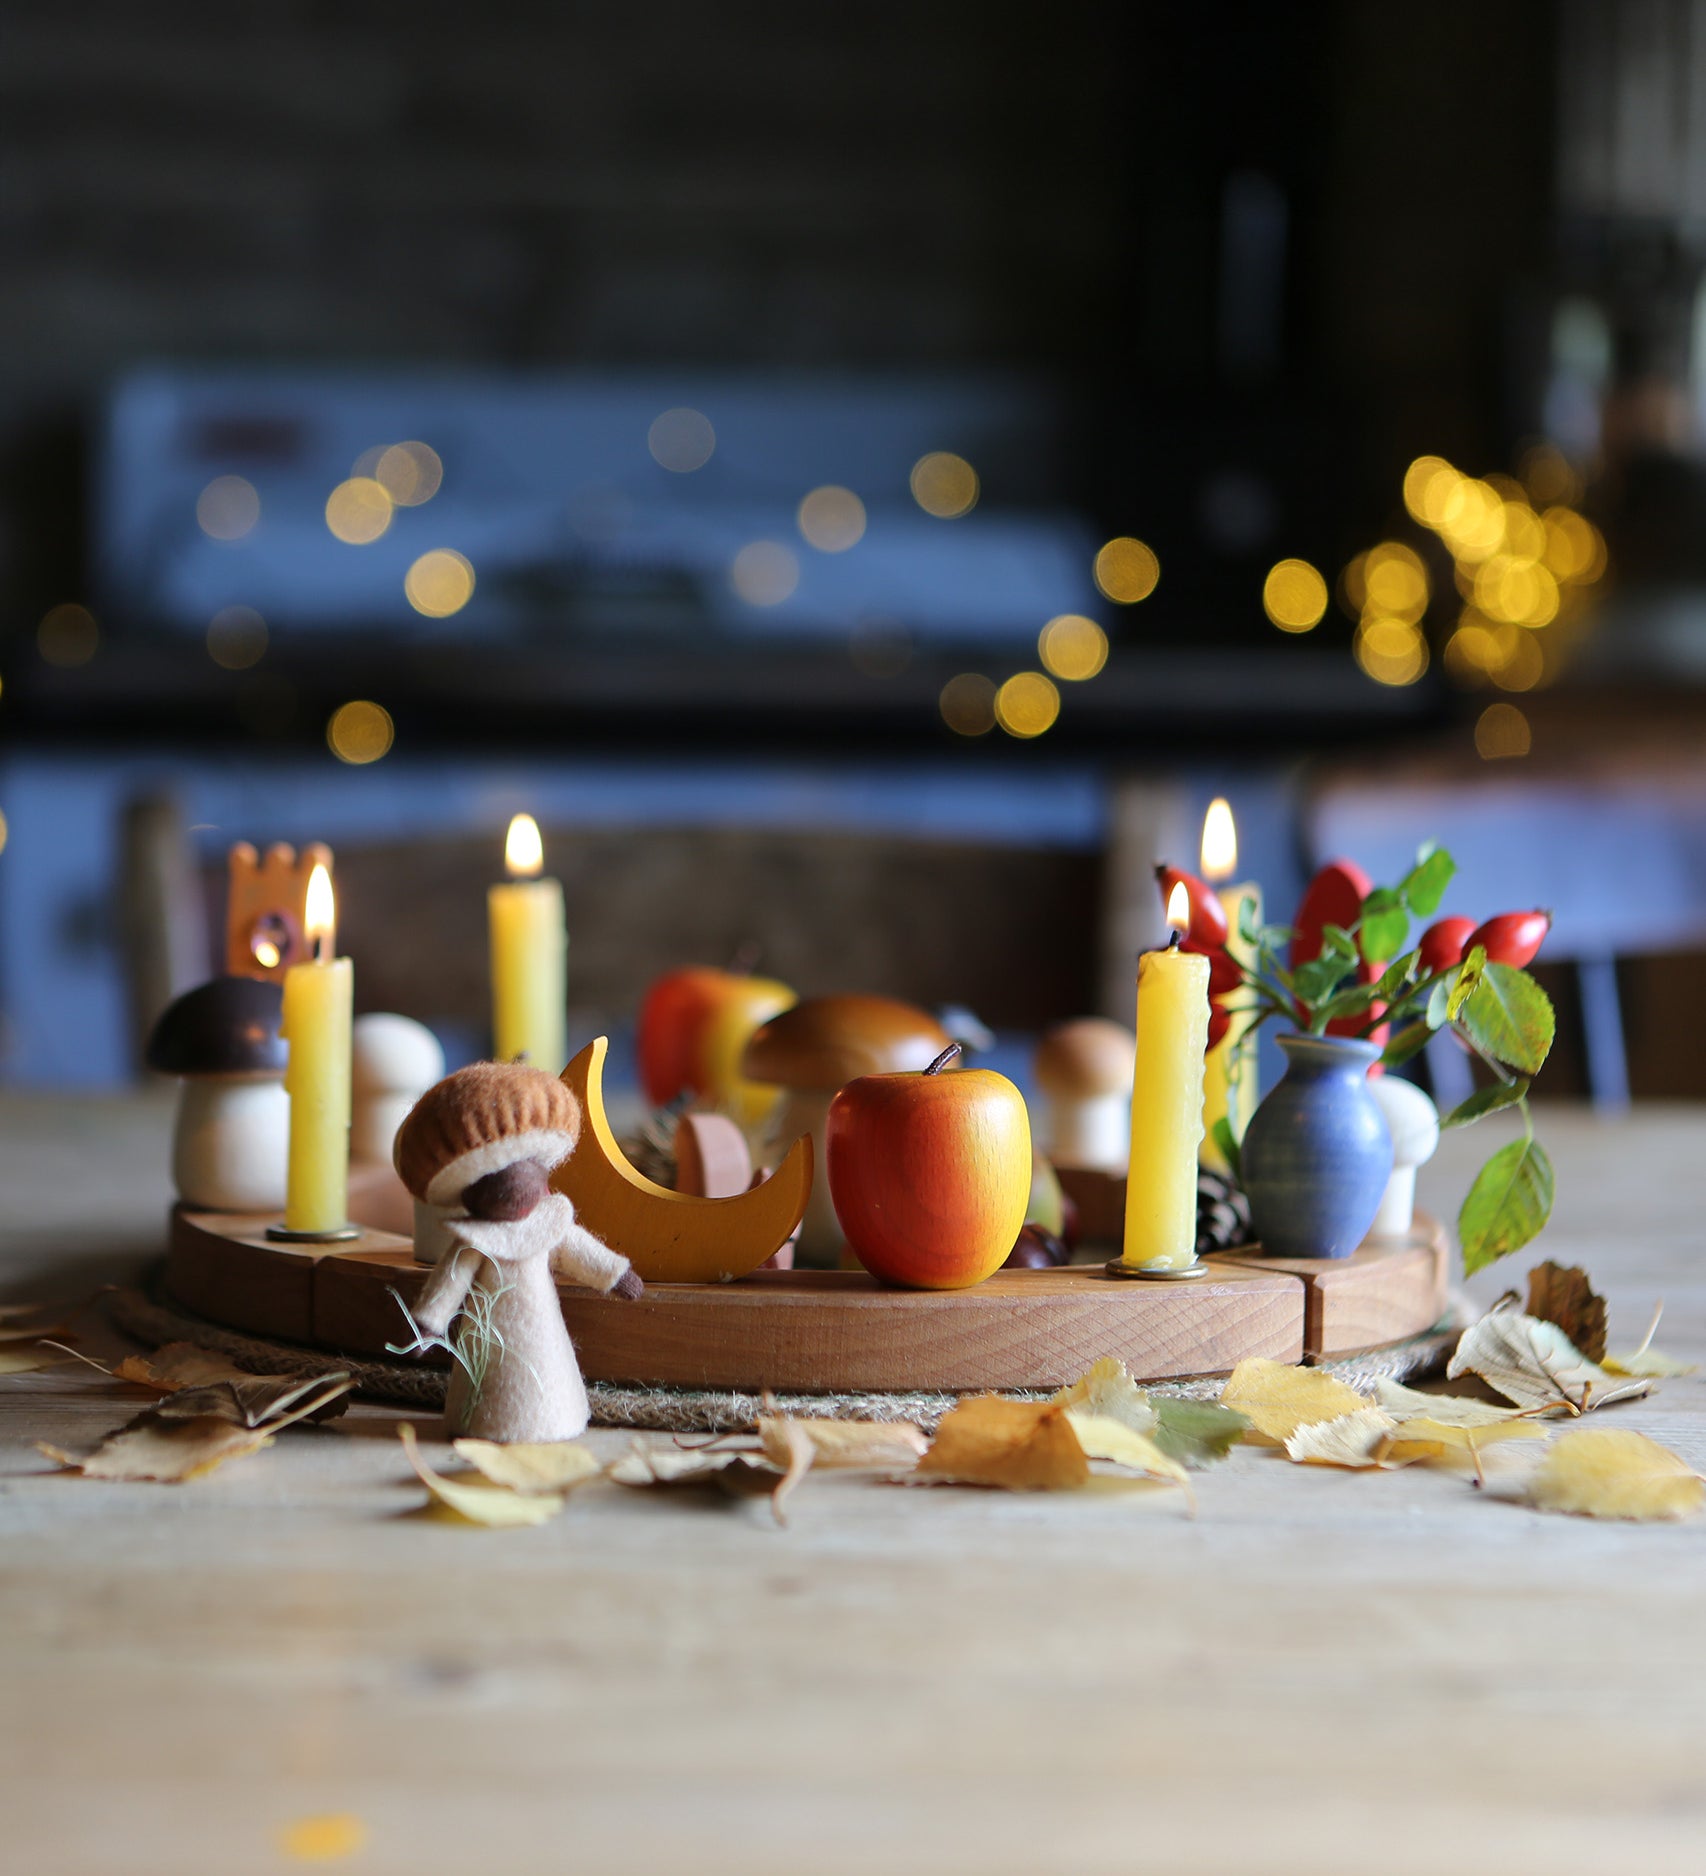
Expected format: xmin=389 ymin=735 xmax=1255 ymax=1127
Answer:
xmin=741 ymin=995 xmax=952 ymax=1266
xmin=351 ymin=1014 xmax=445 ymax=1164
xmin=1368 ymin=1076 xmax=1440 ymax=1238
xmin=145 ymin=976 xmax=289 ymax=1212
xmin=393 ymin=1062 xmax=643 ymax=1443
xmin=1032 ymin=1018 xmax=1136 ymax=1171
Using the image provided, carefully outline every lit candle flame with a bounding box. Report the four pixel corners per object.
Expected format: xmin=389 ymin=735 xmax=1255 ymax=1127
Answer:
xmin=1166 ymin=880 xmax=1191 ymax=933
xmin=1200 ymin=798 xmax=1237 ymax=882
xmin=304 ymin=862 xmax=335 ymax=960
xmin=505 ymin=812 xmax=544 ymax=878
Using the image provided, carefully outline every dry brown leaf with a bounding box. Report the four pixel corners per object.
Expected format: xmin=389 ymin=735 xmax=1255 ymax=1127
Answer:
xmin=1602 ymin=1304 xmax=1698 ymax=1379
xmin=0 ymin=1344 xmax=65 ymax=1375
xmin=400 ymin=1424 xmax=566 ymax=1526
xmin=756 ymin=1415 xmax=927 ymax=1471
xmin=1220 ymin=1359 xmax=1370 ymax=1445
xmin=40 ymin=1416 xmax=271 ymax=1482
xmin=158 ymin=1372 xmax=352 ymax=1429
xmin=113 ymin=1343 xmax=252 ymax=1391
xmin=1373 ymin=1378 xmax=1542 ymax=1429
xmin=1051 ymin=1357 xmax=1158 ymax=1436
xmin=1527 ymin=1428 xmax=1704 ymax=1522
xmin=918 ymin=1396 xmax=1089 ymax=1491
xmin=1525 ymin=1261 xmax=1607 ymax=1363
xmin=0 ymin=1320 xmax=71 ymax=1344
xmin=765 ymin=1418 xmax=816 ymax=1526
xmin=451 ymin=1438 xmax=604 ymax=1493
xmin=608 ymin=1441 xmax=787 ymax=1522
xmin=1448 ymin=1301 xmax=1650 ymax=1414
xmin=1284 ymin=1409 xmax=1402 ymax=1468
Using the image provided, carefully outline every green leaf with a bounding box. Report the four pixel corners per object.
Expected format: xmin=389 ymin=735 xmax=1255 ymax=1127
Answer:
xmin=1315 ymin=983 xmax=1379 ymax=1024
xmin=1292 ymin=956 xmax=1350 ymax=1008
xmin=1210 ymin=1117 xmax=1242 ymax=1183
xmin=1151 ymin=1398 xmax=1250 ymax=1468
xmin=1426 ymin=980 xmax=1452 ymax=1030
xmin=1359 ymin=887 xmax=1408 ymax=964
xmin=1447 ymin=946 xmax=1487 ymax=1021
xmin=1236 ymin=896 xmax=1265 ymax=947
xmin=1400 ymin=846 xmax=1456 ymax=917
xmin=1457 ymin=962 xmax=1555 ymax=1074
xmin=1458 ymin=1137 xmax=1555 ymax=1274
xmin=1372 ymin=948 xmax=1420 ymax=1000
xmin=1319 ymin=923 xmax=1360 ymax=964
xmin=1440 ymin=1078 xmax=1531 ymax=1129
xmin=1382 ymin=1022 xmax=1434 ymax=1068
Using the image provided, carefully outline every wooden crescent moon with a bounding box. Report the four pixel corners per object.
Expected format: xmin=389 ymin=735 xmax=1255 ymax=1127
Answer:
xmin=553 ymin=1037 xmax=812 ymax=1282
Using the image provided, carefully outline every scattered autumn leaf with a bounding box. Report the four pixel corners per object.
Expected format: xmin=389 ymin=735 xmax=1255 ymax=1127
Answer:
xmin=1052 ymin=1358 xmax=1157 ymax=1436
xmin=755 ymin=1415 xmax=927 ymax=1471
xmin=1602 ymin=1304 xmax=1698 ymax=1379
xmin=1374 ymin=1378 xmax=1542 ymax=1429
xmin=1066 ymin=1412 xmax=1193 ymax=1503
xmin=400 ymin=1424 xmax=566 ymax=1526
xmin=451 ymin=1438 xmax=604 ymax=1493
xmin=113 ymin=1342 xmax=256 ymax=1391
xmin=0 ymin=1320 xmax=71 ymax=1344
xmin=608 ymin=1441 xmax=788 ymax=1522
xmin=1151 ymin=1397 xmax=1251 ymax=1468
xmin=40 ymin=1417 xmax=272 ymax=1482
xmin=1448 ymin=1301 xmax=1650 ymax=1414
xmin=1220 ymin=1359 xmax=1369 ymax=1444
xmin=1527 ymin=1429 xmax=1704 ymax=1522
xmin=918 ymin=1396 xmax=1089 ymax=1491
xmin=0 ymin=1344 xmax=65 ymax=1375
xmin=1524 ymin=1262 xmax=1607 ymax=1363
xmin=1285 ymin=1410 xmax=1403 ymax=1469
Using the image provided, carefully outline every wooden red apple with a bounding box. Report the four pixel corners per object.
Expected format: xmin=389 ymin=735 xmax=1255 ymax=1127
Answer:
xmin=637 ymin=966 xmax=796 ymax=1125
xmin=825 ymin=1044 xmax=1032 ymax=1290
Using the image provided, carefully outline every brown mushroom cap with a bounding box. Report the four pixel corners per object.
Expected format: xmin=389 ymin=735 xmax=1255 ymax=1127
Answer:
xmin=395 ymin=1061 xmax=582 ymax=1206
xmin=740 ymin=995 xmax=952 ymax=1092
xmin=1033 ymin=1018 xmax=1136 ymax=1100
xmin=145 ymin=975 xmax=287 ymax=1079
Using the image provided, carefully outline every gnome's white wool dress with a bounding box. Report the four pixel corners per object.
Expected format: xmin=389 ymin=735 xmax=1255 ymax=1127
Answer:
xmin=414 ymin=1193 xmax=628 ymax=1442
xmin=393 ymin=1061 xmax=639 ymax=1444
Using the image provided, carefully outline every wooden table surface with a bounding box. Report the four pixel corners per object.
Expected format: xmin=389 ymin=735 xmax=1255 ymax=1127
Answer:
xmin=3 ymin=1093 xmax=1704 ymax=1874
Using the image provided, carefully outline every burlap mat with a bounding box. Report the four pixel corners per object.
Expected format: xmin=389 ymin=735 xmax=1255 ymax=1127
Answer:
xmin=108 ymin=1268 xmax=1468 ymax=1434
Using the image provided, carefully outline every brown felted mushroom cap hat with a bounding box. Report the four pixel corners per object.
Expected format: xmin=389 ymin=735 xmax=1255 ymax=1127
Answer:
xmin=395 ymin=1061 xmax=582 ymax=1206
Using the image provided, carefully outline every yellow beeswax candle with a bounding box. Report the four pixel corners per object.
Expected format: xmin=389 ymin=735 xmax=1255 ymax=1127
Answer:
xmin=281 ymin=864 xmax=353 ymax=1234
xmin=1123 ymin=930 xmax=1210 ymax=1271
xmin=489 ymin=813 xmax=567 ymax=1070
xmin=1201 ymin=881 xmax=1261 ymax=1170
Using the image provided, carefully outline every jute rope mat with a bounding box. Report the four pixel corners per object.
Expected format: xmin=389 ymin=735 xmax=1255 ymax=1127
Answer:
xmin=108 ymin=1269 xmax=1468 ymax=1433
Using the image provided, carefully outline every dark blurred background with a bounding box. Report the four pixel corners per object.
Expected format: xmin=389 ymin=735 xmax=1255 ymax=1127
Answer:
xmin=2 ymin=0 xmax=1703 ymax=1098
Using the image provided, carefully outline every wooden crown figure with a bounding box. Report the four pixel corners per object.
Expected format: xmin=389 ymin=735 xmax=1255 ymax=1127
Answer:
xmin=226 ymin=840 xmax=334 ymax=980
xmin=392 ymin=1062 xmax=644 ymax=1443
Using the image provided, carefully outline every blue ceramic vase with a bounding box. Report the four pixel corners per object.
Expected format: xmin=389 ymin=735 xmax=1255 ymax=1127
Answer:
xmin=1241 ymin=1034 xmax=1393 ymax=1259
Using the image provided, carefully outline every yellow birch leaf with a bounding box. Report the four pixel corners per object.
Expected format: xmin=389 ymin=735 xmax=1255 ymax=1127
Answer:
xmin=1602 ymin=1347 xmax=1697 ymax=1379
xmin=766 ymin=1418 xmax=816 ymax=1526
xmin=607 ymin=1441 xmax=784 ymax=1518
xmin=451 ymin=1438 xmax=604 ymax=1493
xmin=400 ymin=1424 xmax=565 ymax=1526
xmin=1285 ymin=1409 xmax=1401 ymax=1468
xmin=39 ymin=1415 xmax=272 ymax=1482
xmin=918 ymin=1396 xmax=1090 ymax=1491
xmin=1051 ymin=1357 xmax=1158 ymax=1435
xmin=113 ymin=1343 xmax=252 ymax=1391
xmin=1447 ymin=1301 xmax=1650 ymax=1414
xmin=1385 ymin=1414 xmax=1546 ymax=1452
xmin=1066 ymin=1410 xmax=1192 ymax=1496
xmin=1374 ymin=1378 xmax=1542 ymax=1428
xmin=1220 ymin=1358 xmax=1370 ymax=1444
xmin=1375 ymin=1435 xmax=1452 ymax=1466
xmin=1 ymin=1345 xmax=64 ymax=1375
xmin=756 ymin=1416 xmax=927 ymax=1470
xmin=1528 ymin=1429 xmax=1704 ymax=1522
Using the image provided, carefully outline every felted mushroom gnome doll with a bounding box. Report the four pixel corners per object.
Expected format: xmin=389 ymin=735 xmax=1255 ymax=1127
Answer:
xmin=394 ymin=1062 xmax=643 ymax=1443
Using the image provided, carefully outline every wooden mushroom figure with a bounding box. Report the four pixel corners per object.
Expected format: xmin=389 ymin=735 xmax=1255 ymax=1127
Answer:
xmin=145 ymin=976 xmax=289 ymax=1212
xmin=741 ymin=995 xmax=952 ymax=1266
xmin=351 ymin=1014 xmax=445 ymax=1164
xmin=1032 ymin=1018 xmax=1136 ymax=1171
xmin=1368 ymin=1075 xmax=1440 ymax=1238
xmin=393 ymin=1063 xmax=643 ymax=1443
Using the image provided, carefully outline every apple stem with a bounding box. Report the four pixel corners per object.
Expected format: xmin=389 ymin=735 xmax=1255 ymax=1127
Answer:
xmin=924 ymin=1043 xmax=962 ymax=1076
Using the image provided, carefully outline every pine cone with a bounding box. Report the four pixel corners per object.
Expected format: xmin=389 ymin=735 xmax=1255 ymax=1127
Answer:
xmin=1195 ymin=1166 xmax=1253 ymax=1255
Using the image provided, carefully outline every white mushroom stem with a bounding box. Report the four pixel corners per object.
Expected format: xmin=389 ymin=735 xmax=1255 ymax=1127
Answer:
xmin=353 ymin=1091 xmax=421 ymax=1166
xmin=172 ymin=1075 xmax=289 ymax=1212
xmin=768 ymin=1090 xmax=839 ymax=1264
xmin=1043 ymin=1092 xmax=1130 ymax=1172
xmin=1369 ymin=1077 xmax=1441 ymax=1238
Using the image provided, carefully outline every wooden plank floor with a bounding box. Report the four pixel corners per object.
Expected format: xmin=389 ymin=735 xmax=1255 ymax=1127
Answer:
xmin=3 ymin=1092 xmax=1704 ymax=1874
